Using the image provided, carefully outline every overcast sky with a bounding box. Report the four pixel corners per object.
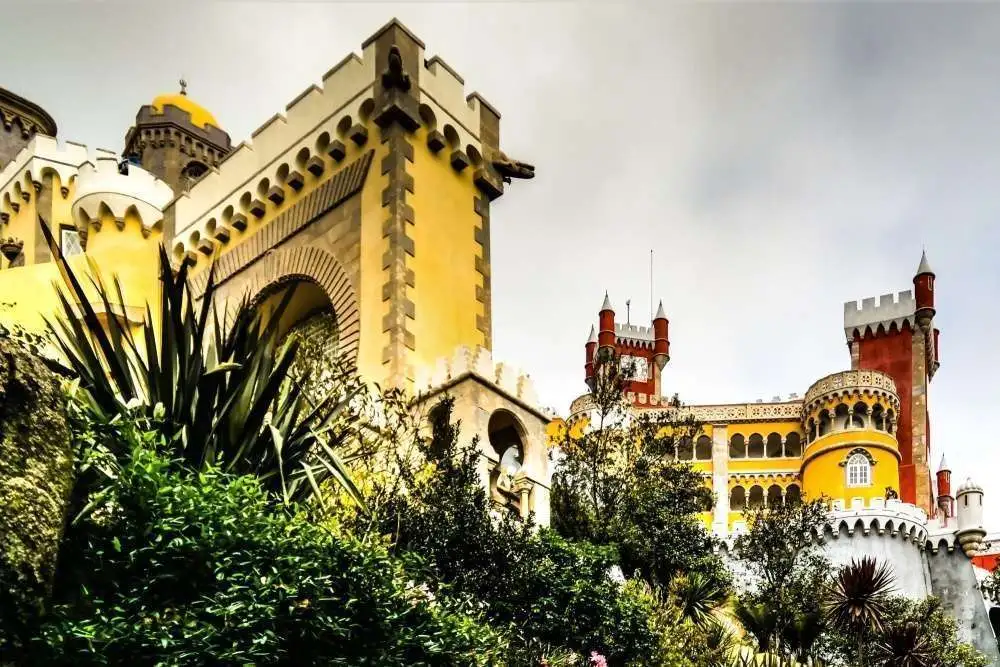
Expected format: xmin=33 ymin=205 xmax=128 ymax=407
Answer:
xmin=4 ymin=1 xmax=999 ymax=527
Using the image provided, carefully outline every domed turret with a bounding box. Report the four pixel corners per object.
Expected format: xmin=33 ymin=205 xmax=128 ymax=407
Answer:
xmin=956 ymin=477 xmax=986 ymax=557
xmin=123 ymin=80 xmax=232 ymax=195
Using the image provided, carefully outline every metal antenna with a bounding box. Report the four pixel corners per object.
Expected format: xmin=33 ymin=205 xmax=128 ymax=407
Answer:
xmin=626 ymin=299 xmax=631 ymax=325
xmin=649 ymin=249 xmax=654 ymax=320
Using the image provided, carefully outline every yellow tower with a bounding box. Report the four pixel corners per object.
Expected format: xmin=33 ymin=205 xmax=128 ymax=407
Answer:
xmin=800 ymin=370 xmax=901 ymax=507
xmin=167 ymin=19 xmax=534 ymax=391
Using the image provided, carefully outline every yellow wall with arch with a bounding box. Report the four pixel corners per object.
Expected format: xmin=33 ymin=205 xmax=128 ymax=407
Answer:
xmin=801 ymin=430 xmax=900 ymax=504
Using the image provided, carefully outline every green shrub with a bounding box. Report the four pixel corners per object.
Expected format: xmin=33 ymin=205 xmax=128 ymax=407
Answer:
xmin=31 ymin=427 xmax=504 ymax=666
xmin=378 ymin=398 xmax=662 ymax=665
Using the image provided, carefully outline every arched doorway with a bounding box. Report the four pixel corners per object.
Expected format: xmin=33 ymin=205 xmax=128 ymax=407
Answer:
xmin=251 ymin=277 xmax=340 ymax=408
xmin=488 ymin=409 xmax=528 ymax=516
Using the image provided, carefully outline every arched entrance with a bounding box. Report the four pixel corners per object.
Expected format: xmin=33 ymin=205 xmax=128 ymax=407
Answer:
xmin=251 ymin=276 xmax=340 ymax=407
xmin=488 ymin=409 xmax=529 ymax=515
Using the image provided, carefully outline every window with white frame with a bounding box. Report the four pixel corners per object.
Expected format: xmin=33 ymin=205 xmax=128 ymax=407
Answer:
xmin=846 ymin=453 xmax=872 ymax=487
xmin=60 ymin=227 xmax=83 ymax=257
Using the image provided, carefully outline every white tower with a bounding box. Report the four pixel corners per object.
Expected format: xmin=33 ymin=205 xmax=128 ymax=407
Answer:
xmin=955 ymin=478 xmax=986 ymax=557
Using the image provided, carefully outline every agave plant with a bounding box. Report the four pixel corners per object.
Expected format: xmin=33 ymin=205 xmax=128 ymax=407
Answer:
xmin=39 ymin=218 xmax=364 ymax=510
xmin=669 ymin=571 xmax=730 ymax=628
xmin=823 ymin=556 xmax=896 ymax=666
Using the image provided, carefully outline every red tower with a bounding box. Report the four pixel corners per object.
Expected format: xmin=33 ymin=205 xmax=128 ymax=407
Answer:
xmin=936 ymin=454 xmax=953 ymax=521
xmin=583 ymin=294 xmax=671 ymax=401
xmin=843 ymin=251 xmax=941 ymax=514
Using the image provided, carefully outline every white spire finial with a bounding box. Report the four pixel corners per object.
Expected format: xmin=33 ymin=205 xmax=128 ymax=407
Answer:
xmin=916 ymin=249 xmax=933 ymax=276
xmin=601 ymin=292 xmax=613 ymax=312
xmin=654 ymin=300 xmax=666 ymax=320
xmin=587 ymin=325 xmax=597 ymax=344
xmin=937 ymin=453 xmax=950 ymax=473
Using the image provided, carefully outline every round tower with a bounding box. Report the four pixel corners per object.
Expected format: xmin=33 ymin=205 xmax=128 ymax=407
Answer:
xmin=597 ymin=293 xmax=615 ymax=359
xmin=122 ymin=80 xmax=232 ymax=196
xmin=584 ymin=325 xmax=597 ymax=388
xmin=652 ymin=300 xmax=670 ymax=371
xmin=936 ymin=454 xmax=953 ymax=520
xmin=0 ymin=86 xmax=57 ymax=169
xmin=71 ymin=156 xmax=174 ymax=326
xmin=956 ymin=478 xmax=986 ymax=557
xmin=800 ymin=369 xmax=901 ymax=506
xmin=913 ymin=250 xmax=936 ymax=326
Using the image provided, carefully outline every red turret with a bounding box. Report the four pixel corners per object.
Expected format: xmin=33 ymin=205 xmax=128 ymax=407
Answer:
xmin=936 ymin=453 xmax=953 ymax=520
xmin=597 ymin=292 xmax=615 ymax=356
xmin=652 ymin=300 xmax=670 ymax=371
xmin=914 ymin=250 xmax=936 ymax=321
xmin=584 ymin=325 xmax=597 ymax=388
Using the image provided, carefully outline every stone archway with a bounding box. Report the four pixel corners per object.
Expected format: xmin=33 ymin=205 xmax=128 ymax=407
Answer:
xmin=193 ymin=245 xmax=360 ymax=371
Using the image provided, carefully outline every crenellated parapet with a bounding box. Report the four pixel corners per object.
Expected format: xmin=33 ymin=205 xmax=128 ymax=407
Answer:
xmin=414 ymin=345 xmax=540 ymax=410
xmin=170 ymin=18 xmax=508 ymax=261
xmin=567 ymin=392 xmax=803 ymax=425
xmin=844 ymin=290 xmax=916 ymax=341
xmin=0 ymin=86 xmax=58 ymax=169
xmin=0 ymin=135 xmax=101 ymax=222
xmin=72 ymin=157 xmax=174 ymax=234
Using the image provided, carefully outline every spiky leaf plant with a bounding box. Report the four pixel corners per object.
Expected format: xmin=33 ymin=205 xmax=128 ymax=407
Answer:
xmin=874 ymin=620 xmax=936 ymax=667
xmin=824 ymin=556 xmax=896 ymax=666
xmin=39 ymin=218 xmax=364 ymax=510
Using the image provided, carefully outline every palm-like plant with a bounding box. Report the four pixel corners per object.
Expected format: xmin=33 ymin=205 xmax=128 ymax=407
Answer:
xmin=39 ymin=218 xmax=364 ymax=509
xmin=824 ymin=556 xmax=896 ymax=666
xmin=669 ymin=571 xmax=730 ymax=628
xmin=735 ymin=597 xmax=779 ymax=654
xmin=874 ymin=620 xmax=936 ymax=667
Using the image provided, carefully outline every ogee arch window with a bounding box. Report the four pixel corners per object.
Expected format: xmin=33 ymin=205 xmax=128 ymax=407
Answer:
xmin=846 ymin=453 xmax=872 ymax=488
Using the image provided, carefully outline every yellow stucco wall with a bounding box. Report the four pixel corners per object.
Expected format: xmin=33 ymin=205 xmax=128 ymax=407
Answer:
xmin=407 ymin=125 xmax=485 ymax=381
xmin=801 ymin=429 xmax=900 ymax=503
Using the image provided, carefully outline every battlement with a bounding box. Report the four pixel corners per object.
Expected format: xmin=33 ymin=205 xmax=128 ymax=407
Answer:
xmin=172 ymin=17 xmax=495 ymax=244
xmin=844 ymin=290 xmax=916 ymax=340
xmin=615 ymin=322 xmax=654 ymax=344
xmin=0 ymin=135 xmax=111 ymax=213
xmin=803 ymin=368 xmax=899 ymax=412
xmin=568 ymin=391 xmax=804 ymax=424
xmin=132 ymin=105 xmax=231 ymax=150
xmin=73 ymin=156 xmax=174 ymax=233
xmin=414 ymin=345 xmax=541 ymax=412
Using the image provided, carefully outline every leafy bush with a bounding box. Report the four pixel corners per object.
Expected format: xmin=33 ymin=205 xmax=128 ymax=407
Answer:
xmin=29 ymin=413 xmax=504 ymax=666
xmin=376 ymin=397 xmax=664 ymax=665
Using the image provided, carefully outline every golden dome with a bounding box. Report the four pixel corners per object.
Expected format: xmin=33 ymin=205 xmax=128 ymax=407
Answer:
xmin=150 ymin=81 xmax=219 ymax=130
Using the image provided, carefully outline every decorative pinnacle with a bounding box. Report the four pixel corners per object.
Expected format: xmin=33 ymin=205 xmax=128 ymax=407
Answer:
xmin=179 ymin=77 xmax=188 ymax=96
xmin=938 ymin=453 xmax=950 ymax=473
xmin=587 ymin=325 xmax=597 ymax=344
xmin=916 ymin=249 xmax=933 ymax=276
xmin=654 ymin=300 xmax=666 ymax=320
xmin=600 ymin=291 xmax=613 ymax=312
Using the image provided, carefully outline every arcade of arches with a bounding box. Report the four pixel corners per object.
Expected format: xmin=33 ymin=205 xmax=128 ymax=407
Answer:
xmin=729 ymin=482 xmax=802 ymax=511
xmin=727 ymin=431 xmax=803 ymax=459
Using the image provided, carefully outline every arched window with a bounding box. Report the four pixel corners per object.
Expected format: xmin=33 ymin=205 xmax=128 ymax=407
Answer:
xmin=731 ymin=486 xmax=746 ymax=512
xmin=835 ymin=403 xmax=851 ymax=430
xmin=765 ymin=433 xmax=783 ymax=458
xmin=730 ymin=434 xmax=746 ymax=459
xmin=846 ymin=453 xmax=872 ymax=487
xmin=695 ymin=435 xmax=712 ymax=460
xmin=747 ymin=433 xmax=764 ymax=458
xmin=850 ymin=402 xmax=867 ymax=429
xmin=784 ymin=432 xmax=802 ymax=457
xmin=767 ymin=484 xmax=783 ymax=507
xmin=871 ymin=404 xmax=885 ymax=431
xmin=748 ymin=485 xmax=765 ymax=510
xmin=818 ymin=411 xmax=831 ymax=437
xmin=677 ymin=436 xmax=694 ymax=461
xmin=785 ymin=484 xmax=801 ymax=505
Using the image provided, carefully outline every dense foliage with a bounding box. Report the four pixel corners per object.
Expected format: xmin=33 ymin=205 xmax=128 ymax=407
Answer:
xmin=551 ymin=352 xmax=728 ymax=594
xmin=29 ymin=408 xmax=504 ymax=666
xmin=376 ymin=398 xmax=665 ymax=665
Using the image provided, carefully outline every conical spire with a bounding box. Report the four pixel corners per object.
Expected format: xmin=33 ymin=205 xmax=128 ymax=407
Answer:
xmin=600 ymin=292 xmax=613 ymax=312
xmin=938 ymin=453 xmax=950 ymax=473
xmin=654 ymin=300 xmax=666 ymax=320
xmin=587 ymin=325 xmax=597 ymax=344
xmin=916 ymin=249 xmax=934 ymax=276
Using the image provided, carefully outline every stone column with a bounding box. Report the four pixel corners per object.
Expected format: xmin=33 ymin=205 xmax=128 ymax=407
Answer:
xmin=711 ymin=423 xmax=730 ymax=537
